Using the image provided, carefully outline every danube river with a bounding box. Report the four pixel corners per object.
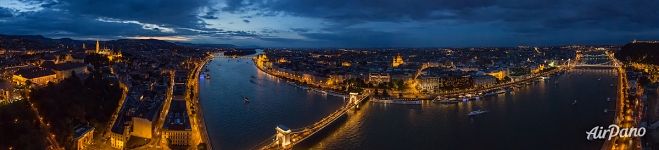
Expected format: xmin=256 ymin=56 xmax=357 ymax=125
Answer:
xmin=198 ymin=56 xmax=345 ymax=150
xmin=200 ymin=56 xmax=618 ymax=149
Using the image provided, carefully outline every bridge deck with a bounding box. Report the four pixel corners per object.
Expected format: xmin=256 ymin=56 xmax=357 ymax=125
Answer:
xmin=255 ymin=93 xmax=370 ymax=149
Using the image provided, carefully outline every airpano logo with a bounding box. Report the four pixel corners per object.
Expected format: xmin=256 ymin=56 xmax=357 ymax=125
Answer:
xmin=586 ymin=124 xmax=646 ymax=140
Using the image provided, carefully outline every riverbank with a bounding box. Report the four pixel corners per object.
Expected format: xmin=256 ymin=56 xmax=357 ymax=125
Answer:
xmin=308 ymin=68 xmax=616 ymax=149
xmin=192 ymin=54 xmax=214 ymax=149
xmin=253 ymin=58 xmax=349 ymax=98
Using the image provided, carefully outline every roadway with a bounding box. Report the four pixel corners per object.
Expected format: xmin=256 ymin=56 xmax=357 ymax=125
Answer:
xmin=188 ymin=54 xmax=214 ymax=149
xmin=26 ymin=90 xmax=63 ymax=150
xmin=603 ymin=53 xmax=643 ymax=150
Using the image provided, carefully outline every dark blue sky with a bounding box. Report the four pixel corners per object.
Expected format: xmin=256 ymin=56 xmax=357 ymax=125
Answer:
xmin=1 ymin=0 xmax=658 ymax=47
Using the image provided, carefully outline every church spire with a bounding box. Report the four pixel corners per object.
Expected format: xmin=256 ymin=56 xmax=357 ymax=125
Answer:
xmin=96 ymin=40 xmax=100 ymax=52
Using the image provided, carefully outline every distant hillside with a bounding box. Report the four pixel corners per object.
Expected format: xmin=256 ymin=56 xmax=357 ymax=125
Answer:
xmin=101 ymin=39 xmax=183 ymax=51
xmin=0 ymin=34 xmax=81 ymax=50
xmin=617 ymin=42 xmax=659 ymax=65
xmin=174 ymin=42 xmax=236 ymax=49
xmin=0 ymin=34 xmax=237 ymax=51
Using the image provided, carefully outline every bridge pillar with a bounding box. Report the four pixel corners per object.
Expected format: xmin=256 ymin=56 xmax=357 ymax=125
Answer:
xmin=275 ymin=125 xmax=292 ymax=148
xmin=349 ymin=92 xmax=359 ymax=108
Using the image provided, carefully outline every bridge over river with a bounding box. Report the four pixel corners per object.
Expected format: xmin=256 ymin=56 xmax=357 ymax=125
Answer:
xmin=253 ymin=91 xmax=372 ymax=149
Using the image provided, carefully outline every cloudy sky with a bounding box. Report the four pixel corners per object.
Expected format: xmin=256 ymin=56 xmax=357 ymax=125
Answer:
xmin=1 ymin=0 xmax=658 ymax=47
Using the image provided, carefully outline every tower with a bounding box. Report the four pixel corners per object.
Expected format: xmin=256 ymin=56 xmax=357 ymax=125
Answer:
xmin=349 ymin=92 xmax=359 ymax=106
xmin=82 ymin=43 xmax=86 ymax=49
xmin=275 ymin=125 xmax=291 ymax=148
xmin=392 ymin=53 xmax=404 ymax=67
xmin=95 ymin=40 xmax=100 ymax=53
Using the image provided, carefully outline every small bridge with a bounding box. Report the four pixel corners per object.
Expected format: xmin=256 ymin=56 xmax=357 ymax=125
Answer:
xmin=254 ymin=91 xmax=371 ymax=149
xmin=574 ymin=53 xmax=618 ymax=68
xmin=216 ymin=55 xmax=255 ymax=59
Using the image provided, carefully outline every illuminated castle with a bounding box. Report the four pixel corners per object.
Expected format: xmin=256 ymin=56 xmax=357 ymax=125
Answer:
xmin=86 ymin=40 xmax=122 ymax=61
xmin=392 ymin=53 xmax=404 ymax=67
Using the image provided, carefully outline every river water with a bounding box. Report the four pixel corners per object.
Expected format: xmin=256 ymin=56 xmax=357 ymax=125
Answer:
xmin=198 ymin=57 xmax=345 ymax=150
xmin=200 ymin=56 xmax=618 ymax=150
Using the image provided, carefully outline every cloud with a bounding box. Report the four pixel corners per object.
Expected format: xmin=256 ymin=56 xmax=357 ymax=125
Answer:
xmin=0 ymin=0 xmax=275 ymax=45
xmin=55 ymin=0 xmax=212 ymax=28
xmin=2 ymin=0 xmax=659 ymax=47
xmin=96 ymin=17 xmax=175 ymax=33
xmin=200 ymin=7 xmax=219 ymax=19
xmin=290 ymin=28 xmax=310 ymax=33
xmin=221 ymin=0 xmax=659 ymax=33
xmin=0 ymin=0 xmax=50 ymax=15
xmin=124 ymin=36 xmax=191 ymax=41
xmin=0 ymin=7 xmax=13 ymax=18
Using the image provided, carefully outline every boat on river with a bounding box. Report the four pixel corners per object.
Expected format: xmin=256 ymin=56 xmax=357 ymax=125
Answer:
xmin=468 ymin=110 xmax=488 ymax=116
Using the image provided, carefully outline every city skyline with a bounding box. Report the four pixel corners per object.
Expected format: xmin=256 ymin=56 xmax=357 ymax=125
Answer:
xmin=2 ymin=0 xmax=659 ymax=48
xmin=1 ymin=1 xmax=659 ymax=150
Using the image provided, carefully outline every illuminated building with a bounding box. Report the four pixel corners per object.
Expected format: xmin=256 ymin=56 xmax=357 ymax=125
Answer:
xmin=72 ymin=124 xmax=94 ymax=150
xmin=85 ymin=40 xmax=123 ymax=61
xmin=12 ymin=67 xmax=57 ymax=86
xmin=487 ymin=70 xmax=507 ymax=80
xmin=278 ymin=57 xmax=288 ymax=64
xmin=109 ymin=104 xmax=132 ymax=150
xmin=109 ymin=122 xmax=129 ymax=149
xmin=131 ymin=95 xmax=164 ymax=139
xmin=302 ymin=74 xmax=314 ymax=84
xmin=48 ymin=62 xmax=88 ymax=80
xmin=531 ymin=64 xmax=545 ymax=74
xmin=472 ymin=75 xmax=497 ymax=87
xmin=367 ymin=73 xmax=391 ymax=85
xmin=341 ymin=61 xmax=351 ymax=67
xmin=255 ymin=54 xmax=272 ymax=68
xmin=419 ymin=76 xmax=472 ymax=92
xmin=392 ymin=53 xmax=404 ymax=67
xmin=162 ymin=100 xmax=192 ymax=146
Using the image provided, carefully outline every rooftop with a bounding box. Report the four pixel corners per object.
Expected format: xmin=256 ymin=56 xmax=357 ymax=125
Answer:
xmin=72 ymin=124 xmax=94 ymax=140
xmin=163 ymin=100 xmax=191 ymax=130
xmin=48 ymin=62 xmax=86 ymax=71
xmin=14 ymin=67 xmax=56 ymax=79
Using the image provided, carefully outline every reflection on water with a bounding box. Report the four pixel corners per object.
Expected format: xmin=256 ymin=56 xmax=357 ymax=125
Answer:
xmin=198 ymin=57 xmax=345 ymax=150
xmin=200 ymin=56 xmax=618 ymax=149
xmin=304 ymin=68 xmax=618 ymax=150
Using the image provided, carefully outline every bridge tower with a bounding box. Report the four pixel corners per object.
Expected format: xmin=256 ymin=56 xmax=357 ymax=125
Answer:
xmin=349 ymin=92 xmax=359 ymax=108
xmin=275 ymin=125 xmax=292 ymax=148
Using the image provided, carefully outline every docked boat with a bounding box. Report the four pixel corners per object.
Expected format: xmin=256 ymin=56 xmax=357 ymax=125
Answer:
xmin=310 ymin=88 xmax=328 ymax=95
xmin=468 ymin=110 xmax=488 ymax=116
xmin=433 ymin=96 xmax=459 ymax=104
xmin=483 ymin=91 xmax=496 ymax=97
xmin=372 ymin=99 xmax=422 ymax=105
xmin=496 ymin=89 xmax=507 ymax=94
